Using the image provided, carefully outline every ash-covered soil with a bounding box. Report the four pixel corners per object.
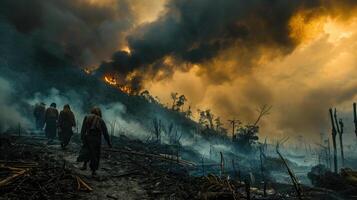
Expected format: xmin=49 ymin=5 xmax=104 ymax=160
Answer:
xmin=0 ymin=133 xmax=351 ymax=200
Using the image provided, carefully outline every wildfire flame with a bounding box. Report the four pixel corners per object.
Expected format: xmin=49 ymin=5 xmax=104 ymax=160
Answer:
xmin=119 ymin=85 xmax=133 ymax=94
xmin=104 ymin=76 xmax=117 ymax=85
xmin=103 ymin=75 xmax=133 ymax=94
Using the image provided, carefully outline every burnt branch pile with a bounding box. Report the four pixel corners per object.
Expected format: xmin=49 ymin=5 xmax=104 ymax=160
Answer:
xmin=0 ymin=136 xmax=90 ymax=200
xmin=1 ymin=133 xmax=347 ymax=200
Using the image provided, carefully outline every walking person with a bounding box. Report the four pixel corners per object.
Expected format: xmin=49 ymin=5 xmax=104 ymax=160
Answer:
xmin=77 ymin=107 xmax=112 ymax=176
xmin=58 ymin=104 xmax=76 ymax=149
xmin=44 ymin=103 xmax=59 ymax=144
xmin=33 ymin=102 xmax=46 ymax=131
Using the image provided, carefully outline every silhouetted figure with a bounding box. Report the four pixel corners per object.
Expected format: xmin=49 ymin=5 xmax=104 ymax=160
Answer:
xmin=45 ymin=103 xmax=59 ymax=144
xmin=77 ymin=107 xmax=112 ymax=176
xmin=33 ymin=102 xmax=46 ymax=130
xmin=58 ymin=104 xmax=76 ymax=149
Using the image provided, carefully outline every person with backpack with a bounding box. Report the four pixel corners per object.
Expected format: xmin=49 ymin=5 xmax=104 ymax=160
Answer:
xmin=77 ymin=107 xmax=112 ymax=176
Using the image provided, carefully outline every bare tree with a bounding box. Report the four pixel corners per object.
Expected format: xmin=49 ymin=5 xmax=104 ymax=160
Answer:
xmin=259 ymin=145 xmax=267 ymax=197
xmin=329 ymin=108 xmax=338 ymax=173
xmin=353 ymin=103 xmax=357 ymax=137
xmin=253 ymin=104 xmax=272 ymax=126
xmin=334 ymin=108 xmax=345 ymax=167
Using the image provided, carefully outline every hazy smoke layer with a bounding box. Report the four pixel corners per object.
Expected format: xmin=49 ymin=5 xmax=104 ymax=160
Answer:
xmin=97 ymin=0 xmax=357 ymax=90
xmin=26 ymin=88 xmax=150 ymax=139
xmin=0 ymin=0 xmax=137 ymax=67
xmin=0 ymin=77 xmax=31 ymax=132
xmin=1 ymin=0 xmax=357 ymax=145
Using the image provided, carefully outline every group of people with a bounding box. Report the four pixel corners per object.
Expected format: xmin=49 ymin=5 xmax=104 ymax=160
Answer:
xmin=34 ymin=103 xmax=75 ymax=147
xmin=33 ymin=103 xmax=112 ymax=176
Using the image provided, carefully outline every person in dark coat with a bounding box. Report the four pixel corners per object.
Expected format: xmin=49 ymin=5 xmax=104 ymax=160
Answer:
xmin=77 ymin=107 xmax=112 ymax=176
xmin=33 ymin=102 xmax=46 ymax=130
xmin=58 ymin=104 xmax=76 ymax=149
xmin=44 ymin=103 xmax=59 ymax=144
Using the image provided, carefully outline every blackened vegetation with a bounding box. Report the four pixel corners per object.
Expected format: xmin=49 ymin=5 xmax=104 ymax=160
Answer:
xmin=234 ymin=125 xmax=259 ymax=153
xmin=0 ymin=136 xmax=82 ymax=199
xmin=0 ymin=134 xmax=281 ymax=200
xmin=232 ymin=105 xmax=272 ymax=153
xmin=2 ymin=131 xmax=353 ymax=200
xmin=305 ymin=103 xmax=357 ymax=199
xmin=142 ymin=88 xmax=271 ymax=155
xmin=307 ymin=165 xmax=357 ymax=197
xmin=141 ymin=89 xmax=271 ymax=155
xmin=276 ymin=138 xmax=303 ymax=200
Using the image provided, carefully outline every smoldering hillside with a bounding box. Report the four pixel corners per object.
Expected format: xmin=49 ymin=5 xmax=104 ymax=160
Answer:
xmin=2 ymin=0 xmax=357 ymax=142
xmin=2 ymin=0 xmax=357 ymax=158
xmin=0 ymin=18 xmax=236 ymax=162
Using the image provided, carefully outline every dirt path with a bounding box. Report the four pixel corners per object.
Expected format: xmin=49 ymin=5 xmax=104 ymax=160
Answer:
xmin=44 ymin=140 xmax=150 ymax=200
xmin=1 ymin=134 xmax=203 ymax=199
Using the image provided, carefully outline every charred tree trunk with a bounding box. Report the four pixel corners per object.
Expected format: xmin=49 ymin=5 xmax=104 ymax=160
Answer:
xmin=327 ymin=138 xmax=332 ymax=170
xmin=220 ymin=152 xmax=224 ymax=178
xmin=354 ymin=103 xmax=357 ymax=138
xmin=228 ymin=119 xmax=239 ymax=140
xmin=276 ymin=143 xmax=303 ymax=200
xmin=259 ymin=146 xmax=266 ymax=197
xmin=329 ymin=108 xmax=338 ymax=173
xmin=338 ymin=119 xmax=345 ymax=167
xmin=245 ymin=179 xmax=251 ymax=200
xmin=324 ymin=148 xmax=329 ymax=167
xmin=334 ymin=109 xmax=345 ymax=167
xmin=353 ymin=103 xmax=357 ymax=137
xmin=338 ymin=132 xmax=344 ymax=167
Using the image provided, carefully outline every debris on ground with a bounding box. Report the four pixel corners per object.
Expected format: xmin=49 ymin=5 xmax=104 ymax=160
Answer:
xmin=0 ymin=134 xmax=353 ymax=200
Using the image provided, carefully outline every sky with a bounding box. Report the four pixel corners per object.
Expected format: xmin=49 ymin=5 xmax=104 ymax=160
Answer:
xmin=140 ymin=0 xmax=357 ymax=142
xmin=1 ymin=0 xmax=357 ymax=143
xmin=147 ymin=15 xmax=357 ymax=142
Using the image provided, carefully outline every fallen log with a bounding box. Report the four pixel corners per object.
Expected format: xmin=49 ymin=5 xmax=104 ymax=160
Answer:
xmin=276 ymin=139 xmax=303 ymax=200
xmin=107 ymin=194 xmax=118 ymax=200
xmin=0 ymin=161 xmax=39 ymax=168
xmin=0 ymin=167 xmax=28 ymax=187
xmin=104 ymin=148 xmax=196 ymax=167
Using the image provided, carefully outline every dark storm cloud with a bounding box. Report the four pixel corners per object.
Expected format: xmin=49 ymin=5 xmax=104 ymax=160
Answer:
xmin=0 ymin=0 xmax=136 ymax=66
xmin=97 ymin=0 xmax=357 ymax=85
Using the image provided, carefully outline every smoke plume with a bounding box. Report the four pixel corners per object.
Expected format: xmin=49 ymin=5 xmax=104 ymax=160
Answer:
xmin=97 ymin=0 xmax=357 ymax=91
xmin=1 ymin=0 xmax=357 ymax=144
xmin=0 ymin=0 xmax=137 ymax=67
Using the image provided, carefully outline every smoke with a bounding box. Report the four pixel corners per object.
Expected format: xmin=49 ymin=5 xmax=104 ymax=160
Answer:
xmin=0 ymin=77 xmax=31 ymax=132
xmin=24 ymin=87 xmax=239 ymax=163
xmin=1 ymin=0 xmax=357 ymax=147
xmin=27 ymin=88 xmax=86 ymax=125
xmin=96 ymin=0 xmax=357 ymax=91
xmin=25 ymin=88 xmax=151 ymax=140
xmin=100 ymin=102 xmax=150 ymax=139
xmin=0 ymin=0 xmax=256 ymax=166
xmin=0 ymin=0 xmax=138 ymax=67
xmin=147 ymin=15 xmax=357 ymax=143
